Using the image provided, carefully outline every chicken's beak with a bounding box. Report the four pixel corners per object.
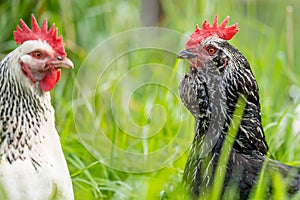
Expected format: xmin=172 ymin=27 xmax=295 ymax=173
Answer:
xmin=177 ymin=49 xmax=197 ymax=59
xmin=52 ymin=57 xmax=74 ymax=70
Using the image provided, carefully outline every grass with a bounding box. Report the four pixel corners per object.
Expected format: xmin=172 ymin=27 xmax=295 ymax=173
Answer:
xmin=1 ymin=0 xmax=300 ymax=199
xmin=210 ymin=97 xmax=247 ymax=200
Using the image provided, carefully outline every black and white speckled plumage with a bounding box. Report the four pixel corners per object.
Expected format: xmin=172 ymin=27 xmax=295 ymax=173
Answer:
xmin=0 ymin=54 xmax=47 ymax=168
xmin=178 ymin=36 xmax=300 ymax=199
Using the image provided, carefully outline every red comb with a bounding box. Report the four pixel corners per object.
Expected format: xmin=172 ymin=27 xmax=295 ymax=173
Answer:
xmin=14 ymin=14 xmax=66 ymax=57
xmin=186 ymin=14 xmax=239 ymax=48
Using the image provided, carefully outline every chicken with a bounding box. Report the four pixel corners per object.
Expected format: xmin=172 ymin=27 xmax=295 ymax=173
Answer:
xmin=0 ymin=15 xmax=74 ymax=199
xmin=177 ymin=14 xmax=300 ymax=199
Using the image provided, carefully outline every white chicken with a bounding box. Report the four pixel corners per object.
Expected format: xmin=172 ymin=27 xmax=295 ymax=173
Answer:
xmin=0 ymin=14 xmax=74 ymax=199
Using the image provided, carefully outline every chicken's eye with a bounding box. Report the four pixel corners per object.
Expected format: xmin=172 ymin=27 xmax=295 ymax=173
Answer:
xmin=33 ymin=51 xmax=42 ymax=59
xmin=206 ymin=46 xmax=217 ymax=56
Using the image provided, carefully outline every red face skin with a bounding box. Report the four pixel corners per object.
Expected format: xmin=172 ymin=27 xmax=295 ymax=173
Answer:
xmin=178 ymin=44 xmax=219 ymax=69
xmin=20 ymin=49 xmax=73 ymax=92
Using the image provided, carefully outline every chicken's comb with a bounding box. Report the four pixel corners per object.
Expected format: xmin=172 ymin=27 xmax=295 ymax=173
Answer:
xmin=186 ymin=14 xmax=239 ymax=48
xmin=14 ymin=14 xmax=66 ymax=57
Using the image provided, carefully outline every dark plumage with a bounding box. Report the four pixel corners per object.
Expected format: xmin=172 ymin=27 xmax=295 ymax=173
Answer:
xmin=178 ymin=15 xmax=300 ymax=199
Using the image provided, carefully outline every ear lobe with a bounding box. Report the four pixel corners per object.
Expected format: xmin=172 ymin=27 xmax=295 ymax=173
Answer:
xmin=222 ymin=57 xmax=228 ymax=68
xmin=213 ymin=56 xmax=228 ymax=73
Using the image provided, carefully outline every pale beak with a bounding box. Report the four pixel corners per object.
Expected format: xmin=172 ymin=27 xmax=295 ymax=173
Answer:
xmin=177 ymin=49 xmax=197 ymax=59
xmin=52 ymin=57 xmax=74 ymax=69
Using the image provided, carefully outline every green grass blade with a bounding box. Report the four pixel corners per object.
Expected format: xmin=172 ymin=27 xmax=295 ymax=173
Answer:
xmin=210 ymin=96 xmax=247 ymax=200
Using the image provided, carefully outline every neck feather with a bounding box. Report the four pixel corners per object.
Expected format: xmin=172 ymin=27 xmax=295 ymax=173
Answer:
xmin=0 ymin=55 xmax=53 ymax=167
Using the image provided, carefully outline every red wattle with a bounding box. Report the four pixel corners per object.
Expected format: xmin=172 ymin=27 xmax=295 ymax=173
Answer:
xmin=40 ymin=69 xmax=61 ymax=92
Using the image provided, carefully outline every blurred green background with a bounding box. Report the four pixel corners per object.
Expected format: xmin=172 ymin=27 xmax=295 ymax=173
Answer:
xmin=1 ymin=0 xmax=300 ymax=199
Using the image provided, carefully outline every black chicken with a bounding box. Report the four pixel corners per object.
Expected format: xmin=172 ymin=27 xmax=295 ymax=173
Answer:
xmin=177 ymin=14 xmax=300 ymax=199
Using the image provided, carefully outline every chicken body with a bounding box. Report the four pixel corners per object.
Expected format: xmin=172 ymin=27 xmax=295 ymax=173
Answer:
xmin=0 ymin=16 xmax=73 ymax=199
xmin=178 ymin=15 xmax=300 ymax=199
